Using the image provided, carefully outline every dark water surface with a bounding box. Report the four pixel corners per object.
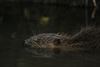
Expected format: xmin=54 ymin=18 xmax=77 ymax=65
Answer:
xmin=0 ymin=4 xmax=100 ymax=67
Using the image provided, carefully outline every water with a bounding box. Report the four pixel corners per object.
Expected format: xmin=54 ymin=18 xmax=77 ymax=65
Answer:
xmin=0 ymin=3 xmax=100 ymax=67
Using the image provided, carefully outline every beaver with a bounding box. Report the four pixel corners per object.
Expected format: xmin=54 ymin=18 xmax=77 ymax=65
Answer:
xmin=24 ymin=27 xmax=100 ymax=57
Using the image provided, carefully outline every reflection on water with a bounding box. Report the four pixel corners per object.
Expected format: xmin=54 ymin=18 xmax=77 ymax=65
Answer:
xmin=85 ymin=7 xmax=98 ymax=26
xmin=0 ymin=4 xmax=100 ymax=67
xmin=91 ymin=7 xmax=97 ymax=19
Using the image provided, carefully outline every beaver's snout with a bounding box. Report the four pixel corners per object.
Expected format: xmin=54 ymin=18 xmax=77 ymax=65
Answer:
xmin=24 ymin=42 xmax=32 ymax=48
xmin=24 ymin=40 xmax=33 ymax=48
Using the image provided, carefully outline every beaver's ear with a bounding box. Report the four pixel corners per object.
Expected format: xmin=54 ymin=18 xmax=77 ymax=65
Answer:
xmin=53 ymin=39 xmax=61 ymax=45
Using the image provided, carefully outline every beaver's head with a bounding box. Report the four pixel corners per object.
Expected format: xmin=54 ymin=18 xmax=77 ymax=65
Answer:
xmin=24 ymin=37 xmax=69 ymax=57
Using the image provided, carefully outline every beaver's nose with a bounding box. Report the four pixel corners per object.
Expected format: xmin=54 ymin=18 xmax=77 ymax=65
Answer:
xmin=24 ymin=42 xmax=32 ymax=48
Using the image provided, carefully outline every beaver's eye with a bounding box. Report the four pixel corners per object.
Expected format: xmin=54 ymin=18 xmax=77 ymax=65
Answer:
xmin=53 ymin=39 xmax=61 ymax=45
xmin=53 ymin=48 xmax=61 ymax=54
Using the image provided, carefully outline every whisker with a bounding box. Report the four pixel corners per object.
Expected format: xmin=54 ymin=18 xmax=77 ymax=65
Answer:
xmin=32 ymin=41 xmax=41 ymax=48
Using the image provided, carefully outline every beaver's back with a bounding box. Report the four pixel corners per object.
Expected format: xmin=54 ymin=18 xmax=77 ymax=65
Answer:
xmin=71 ymin=27 xmax=100 ymax=49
